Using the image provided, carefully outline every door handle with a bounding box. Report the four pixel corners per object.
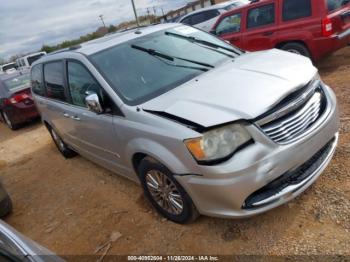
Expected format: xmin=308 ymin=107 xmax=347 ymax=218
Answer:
xmin=63 ymin=113 xmax=70 ymax=118
xmin=262 ymin=31 xmax=274 ymax=36
xmin=70 ymin=116 xmax=81 ymax=121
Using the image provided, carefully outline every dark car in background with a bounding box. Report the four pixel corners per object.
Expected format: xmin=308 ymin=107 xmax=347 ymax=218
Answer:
xmin=0 ymin=71 xmax=39 ymax=130
xmin=211 ymin=0 xmax=350 ymax=61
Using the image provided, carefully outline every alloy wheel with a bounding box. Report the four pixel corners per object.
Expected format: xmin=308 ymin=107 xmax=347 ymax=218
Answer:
xmin=145 ymin=170 xmax=184 ymax=215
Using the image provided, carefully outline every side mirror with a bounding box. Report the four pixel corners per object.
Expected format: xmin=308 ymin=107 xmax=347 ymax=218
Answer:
xmin=85 ymin=92 xmax=103 ymax=114
xmin=210 ymin=29 xmax=217 ymax=35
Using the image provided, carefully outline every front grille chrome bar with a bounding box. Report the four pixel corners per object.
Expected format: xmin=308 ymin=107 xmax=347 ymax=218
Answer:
xmin=257 ymin=81 xmax=327 ymax=144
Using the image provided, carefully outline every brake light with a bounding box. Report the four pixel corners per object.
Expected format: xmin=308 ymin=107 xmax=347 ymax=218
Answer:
xmin=322 ymin=17 xmax=333 ymax=37
xmin=5 ymin=93 xmax=30 ymax=105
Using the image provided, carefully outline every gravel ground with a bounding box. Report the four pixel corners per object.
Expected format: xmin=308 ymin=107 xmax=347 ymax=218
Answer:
xmin=0 ymin=47 xmax=349 ymax=257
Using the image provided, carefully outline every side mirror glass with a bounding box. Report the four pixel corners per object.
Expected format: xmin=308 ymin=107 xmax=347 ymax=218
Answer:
xmin=85 ymin=93 xmax=103 ymax=114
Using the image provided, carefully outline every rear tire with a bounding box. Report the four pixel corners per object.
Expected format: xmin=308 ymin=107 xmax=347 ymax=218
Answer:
xmin=138 ymin=157 xmax=199 ymax=224
xmin=1 ymin=111 xmax=19 ymax=130
xmin=280 ymin=42 xmax=311 ymax=59
xmin=48 ymin=126 xmax=77 ymax=158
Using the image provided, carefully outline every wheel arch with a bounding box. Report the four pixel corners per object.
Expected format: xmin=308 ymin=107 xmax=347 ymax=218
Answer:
xmin=275 ymin=40 xmax=313 ymax=59
xmin=127 ymin=138 xmax=194 ymax=178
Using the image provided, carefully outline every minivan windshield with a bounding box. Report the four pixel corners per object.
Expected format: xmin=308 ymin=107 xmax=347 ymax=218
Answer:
xmin=90 ymin=25 xmax=240 ymax=105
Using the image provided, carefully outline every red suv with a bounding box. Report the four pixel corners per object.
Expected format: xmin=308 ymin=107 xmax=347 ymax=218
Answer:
xmin=211 ymin=0 xmax=350 ymax=61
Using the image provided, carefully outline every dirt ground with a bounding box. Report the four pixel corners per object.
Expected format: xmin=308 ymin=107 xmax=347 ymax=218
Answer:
xmin=0 ymin=47 xmax=349 ymax=257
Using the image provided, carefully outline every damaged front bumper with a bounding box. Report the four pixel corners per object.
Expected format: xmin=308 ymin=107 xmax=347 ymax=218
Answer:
xmin=175 ymin=85 xmax=339 ymax=218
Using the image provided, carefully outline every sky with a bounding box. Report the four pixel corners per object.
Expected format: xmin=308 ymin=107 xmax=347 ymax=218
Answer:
xmin=0 ymin=0 xmax=193 ymax=60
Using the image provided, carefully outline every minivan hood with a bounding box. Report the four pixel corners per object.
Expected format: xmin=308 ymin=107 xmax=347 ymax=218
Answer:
xmin=142 ymin=49 xmax=317 ymax=127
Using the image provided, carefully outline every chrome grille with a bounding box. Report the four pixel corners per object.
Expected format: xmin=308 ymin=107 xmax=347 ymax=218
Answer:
xmin=258 ymin=83 xmax=326 ymax=144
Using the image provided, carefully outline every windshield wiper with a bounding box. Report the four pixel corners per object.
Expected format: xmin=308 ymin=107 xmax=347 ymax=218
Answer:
xmin=131 ymin=44 xmax=215 ymax=69
xmin=165 ymin=31 xmax=241 ymax=56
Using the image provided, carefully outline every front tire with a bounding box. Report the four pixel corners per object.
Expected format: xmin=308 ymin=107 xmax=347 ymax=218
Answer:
xmin=138 ymin=157 xmax=199 ymax=224
xmin=48 ymin=127 xmax=77 ymax=158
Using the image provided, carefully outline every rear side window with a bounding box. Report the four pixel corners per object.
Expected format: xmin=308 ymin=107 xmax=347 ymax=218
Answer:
xmin=215 ymin=13 xmax=242 ymax=35
xmin=283 ymin=0 xmax=312 ymax=21
xmin=181 ymin=16 xmax=192 ymax=25
xmin=31 ymin=65 xmax=45 ymax=96
xmin=44 ymin=61 xmax=66 ymax=102
xmin=204 ymin=10 xmax=220 ymax=20
xmin=247 ymin=4 xmax=275 ymax=29
xmin=190 ymin=10 xmax=220 ymax=25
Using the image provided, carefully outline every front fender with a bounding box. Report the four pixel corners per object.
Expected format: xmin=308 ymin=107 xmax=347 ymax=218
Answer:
xmin=125 ymin=138 xmax=194 ymax=175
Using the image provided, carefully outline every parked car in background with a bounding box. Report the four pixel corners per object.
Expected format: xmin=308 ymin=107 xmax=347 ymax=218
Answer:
xmin=179 ymin=0 xmax=250 ymax=31
xmin=211 ymin=0 xmax=350 ymax=61
xmin=0 ymin=63 xmax=17 ymax=75
xmin=32 ymin=24 xmax=338 ymax=223
xmin=166 ymin=15 xmax=185 ymax=23
xmin=16 ymin=52 xmax=47 ymax=70
xmin=0 ymin=182 xmax=12 ymax=218
xmin=0 ymin=220 xmax=64 ymax=262
xmin=0 ymin=71 xmax=39 ymax=130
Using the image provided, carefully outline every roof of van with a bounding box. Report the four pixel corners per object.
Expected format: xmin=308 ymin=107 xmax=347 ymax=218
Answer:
xmin=179 ymin=0 xmax=250 ymax=20
xmin=35 ymin=23 xmax=179 ymax=64
xmin=188 ymin=0 xmax=249 ymax=16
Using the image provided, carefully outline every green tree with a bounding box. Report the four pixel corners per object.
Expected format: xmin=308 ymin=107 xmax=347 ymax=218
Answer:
xmin=41 ymin=45 xmax=55 ymax=53
xmin=108 ymin=24 xmax=117 ymax=33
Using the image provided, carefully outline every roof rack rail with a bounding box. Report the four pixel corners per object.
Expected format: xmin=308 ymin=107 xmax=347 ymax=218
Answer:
xmin=69 ymin=45 xmax=81 ymax=50
xmin=119 ymin=23 xmax=161 ymax=33
xmin=47 ymin=44 xmax=82 ymax=56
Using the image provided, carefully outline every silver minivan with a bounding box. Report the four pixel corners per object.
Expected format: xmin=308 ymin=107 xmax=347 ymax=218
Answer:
xmin=31 ymin=24 xmax=339 ymax=223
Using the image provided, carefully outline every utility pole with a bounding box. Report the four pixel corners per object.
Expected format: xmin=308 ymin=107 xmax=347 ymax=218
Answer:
xmin=99 ymin=14 xmax=106 ymax=28
xmin=130 ymin=0 xmax=140 ymax=26
xmin=153 ymin=6 xmax=157 ymax=16
xmin=147 ymin=7 xmax=151 ymax=24
xmin=152 ymin=6 xmax=157 ymax=24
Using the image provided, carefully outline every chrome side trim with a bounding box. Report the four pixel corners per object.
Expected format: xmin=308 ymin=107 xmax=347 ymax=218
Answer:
xmin=337 ymin=28 xmax=350 ymax=40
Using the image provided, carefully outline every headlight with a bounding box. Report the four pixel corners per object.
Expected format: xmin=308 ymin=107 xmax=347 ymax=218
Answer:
xmin=184 ymin=123 xmax=252 ymax=163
